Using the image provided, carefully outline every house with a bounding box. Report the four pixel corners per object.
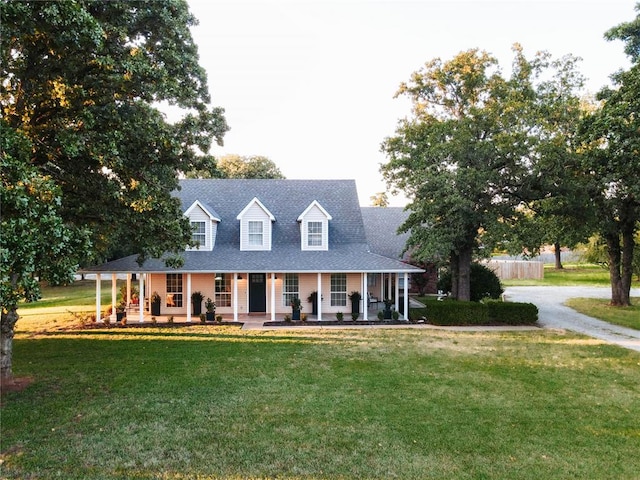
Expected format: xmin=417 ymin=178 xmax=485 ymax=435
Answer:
xmin=85 ymin=179 xmax=423 ymax=323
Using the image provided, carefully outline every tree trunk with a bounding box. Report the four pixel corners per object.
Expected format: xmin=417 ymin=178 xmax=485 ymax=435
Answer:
xmin=605 ymin=232 xmax=630 ymax=306
xmin=457 ymin=246 xmax=472 ymax=302
xmin=554 ymin=241 xmax=563 ymax=269
xmin=1 ymin=307 xmax=19 ymax=381
xmin=449 ymin=251 xmax=459 ymax=300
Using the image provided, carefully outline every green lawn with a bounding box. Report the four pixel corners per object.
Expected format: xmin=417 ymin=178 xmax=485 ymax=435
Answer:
xmin=566 ymin=297 xmax=640 ymax=330
xmin=501 ymin=263 xmax=613 ymax=287
xmin=2 ymin=326 xmax=639 ymax=479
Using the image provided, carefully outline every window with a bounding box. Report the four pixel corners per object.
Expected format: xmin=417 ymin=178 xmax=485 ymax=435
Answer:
xmin=166 ymin=274 xmax=183 ymax=307
xmin=307 ymin=221 xmax=323 ymax=247
xmin=331 ymin=273 xmax=347 ymax=307
xmin=248 ymin=221 xmax=263 ymax=246
xmin=191 ymin=221 xmax=206 ymax=247
xmin=283 ymin=274 xmax=299 ymax=306
xmin=215 ymin=274 xmax=231 ymax=307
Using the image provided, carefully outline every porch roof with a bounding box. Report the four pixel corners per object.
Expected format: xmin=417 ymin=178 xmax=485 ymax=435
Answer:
xmin=83 ymin=243 xmax=423 ymax=274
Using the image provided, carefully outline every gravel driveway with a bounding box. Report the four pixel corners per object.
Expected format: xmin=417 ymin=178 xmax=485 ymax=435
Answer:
xmin=504 ymin=286 xmax=640 ymax=352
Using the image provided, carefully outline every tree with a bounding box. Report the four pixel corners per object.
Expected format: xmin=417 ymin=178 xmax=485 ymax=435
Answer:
xmin=1 ymin=125 xmax=90 ymax=380
xmin=381 ymin=46 xmax=585 ymax=300
xmin=186 ymin=154 xmax=285 ymax=179
xmin=0 ymin=0 xmax=228 ymax=379
xmin=578 ymin=5 xmax=640 ymax=306
xmin=370 ymin=192 xmax=389 ymax=207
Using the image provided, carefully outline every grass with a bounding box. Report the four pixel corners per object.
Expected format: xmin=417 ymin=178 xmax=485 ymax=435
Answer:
xmin=2 ymin=326 xmax=640 ymax=479
xmin=565 ymin=297 xmax=640 ymax=331
xmin=501 ymin=263 xmax=614 ymax=287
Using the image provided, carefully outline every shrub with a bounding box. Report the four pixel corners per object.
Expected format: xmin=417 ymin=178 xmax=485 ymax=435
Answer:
xmin=410 ymin=300 xmax=537 ymax=326
xmin=336 ymin=312 xmax=344 ymax=321
xmin=420 ymin=300 xmax=488 ymax=326
xmin=351 ymin=312 xmax=359 ymax=321
xmin=437 ymin=263 xmax=504 ymax=302
xmin=486 ymin=301 xmax=538 ymax=325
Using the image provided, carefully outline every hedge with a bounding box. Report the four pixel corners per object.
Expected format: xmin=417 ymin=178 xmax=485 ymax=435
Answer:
xmin=410 ymin=300 xmax=538 ymax=326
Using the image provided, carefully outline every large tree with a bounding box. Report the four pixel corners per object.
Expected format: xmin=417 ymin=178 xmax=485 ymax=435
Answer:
xmin=0 ymin=0 xmax=227 ymax=379
xmin=381 ymin=46 xmax=585 ymax=300
xmin=578 ymin=4 xmax=640 ymax=306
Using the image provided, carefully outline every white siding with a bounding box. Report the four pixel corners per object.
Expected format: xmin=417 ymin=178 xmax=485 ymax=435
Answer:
xmin=239 ymin=202 xmax=272 ymax=251
xmin=300 ymin=205 xmax=329 ymax=251
xmin=186 ymin=205 xmax=216 ymax=251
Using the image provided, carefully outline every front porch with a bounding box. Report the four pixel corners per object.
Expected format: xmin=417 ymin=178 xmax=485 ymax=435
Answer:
xmin=93 ymin=271 xmax=415 ymax=325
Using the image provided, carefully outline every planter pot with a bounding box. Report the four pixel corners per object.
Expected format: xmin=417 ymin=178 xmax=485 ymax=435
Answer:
xmin=206 ymin=312 xmax=215 ymax=322
xmin=351 ymin=299 xmax=360 ymax=315
xmin=116 ymin=311 xmax=126 ymax=323
xmin=192 ymin=302 xmax=202 ymax=316
xmin=151 ymin=300 xmax=161 ymax=316
xmin=383 ymin=307 xmax=392 ymax=320
xmin=292 ymin=308 xmax=301 ymax=321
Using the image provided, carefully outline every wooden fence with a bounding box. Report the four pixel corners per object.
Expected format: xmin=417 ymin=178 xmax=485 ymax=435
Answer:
xmin=484 ymin=260 xmax=544 ymax=280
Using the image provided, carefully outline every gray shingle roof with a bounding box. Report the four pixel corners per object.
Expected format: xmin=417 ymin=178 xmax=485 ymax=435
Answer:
xmin=361 ymin=207 xmax=411 ymax=260
xmin=86 ymin=180 xmax=421 ymax=273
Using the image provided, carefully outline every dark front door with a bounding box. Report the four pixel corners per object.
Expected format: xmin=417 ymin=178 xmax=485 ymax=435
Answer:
xmin=249 ymin=273 xmax=266 ymax=313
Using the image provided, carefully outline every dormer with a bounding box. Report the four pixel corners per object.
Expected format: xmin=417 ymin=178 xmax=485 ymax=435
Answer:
xmin=185 ymin=200 xmax=221 ymax=251
xmin=237 ymin=197 xmax=275 ymax=251
xmin=298 ymin=200 xmax=332 ymax=251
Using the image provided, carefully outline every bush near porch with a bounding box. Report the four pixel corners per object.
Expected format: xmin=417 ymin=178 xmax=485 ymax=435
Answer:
xmin=411 ymin=299 xmax=538 ymax=326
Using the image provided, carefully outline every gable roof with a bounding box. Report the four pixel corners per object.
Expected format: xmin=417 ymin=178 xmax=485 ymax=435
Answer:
xmin=185 ymin=200 xmax=221 ymax=222
xmin=85 ymin=180 xmax=422 ymax=274
xmin=236 ymin=197 xmax=276 ymax=221
xmin=297 ymin=200 xmax=333 ymax=221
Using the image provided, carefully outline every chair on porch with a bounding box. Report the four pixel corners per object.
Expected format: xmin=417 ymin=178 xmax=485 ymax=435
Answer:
xmin=368 ymin=292 xmax=380 ymax=308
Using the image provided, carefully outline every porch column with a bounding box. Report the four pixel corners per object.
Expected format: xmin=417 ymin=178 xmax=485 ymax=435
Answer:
xmin=394 ymin=272 xmax=400 ymax=312
xmin=270 ymin=273 xmax=276 ymax=322
xmin=186 ymin=273 xmax=192 ymax=322
xmin=387 ymin=274 xmax=392 ymax=302
xmin=96 ymin=274 xmax=102 ymax=322
xmin=380 ymin=273 xmax=385 ymax=301
xmin=403 ymin=272 xmax=409 ymax=320
xmin=316 ymin=272 xmax=322 ymax=321
xmin=363 ymin=272 xmax=368 ymax=321
xmin=139 ymin=274 xmax=145 ymax=323
xmin=111 ymin=273 xmax=117 ymax=322
xmin=126 ymin=274 xmax=132 ymax=305
xmin=233 ymin=272 xmax=239 ymax=322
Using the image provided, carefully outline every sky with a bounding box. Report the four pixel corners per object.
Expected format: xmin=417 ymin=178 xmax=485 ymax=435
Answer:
xmin=183 ymin=0 xmax=636 ymax=206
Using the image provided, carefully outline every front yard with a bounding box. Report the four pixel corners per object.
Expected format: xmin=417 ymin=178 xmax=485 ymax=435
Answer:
xmin=2 ymin=325 xmax=639 ymax=479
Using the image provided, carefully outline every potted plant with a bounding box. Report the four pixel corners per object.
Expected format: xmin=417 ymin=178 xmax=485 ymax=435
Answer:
xmin=116 ymin=301 xmax=127 ymax=323
xmin=290 ymin=297 xmax=302 ymax=321
xmin=348 ymin=291 xmax=361 ymax=316
xmin=191 ymin=291 xmax=204 ymax=316
xmin=199 ymin=313 xmax=206 ymax=323
xmin=307 ymin=291 xmax=319 ymax=316
xmin=150 ymin=291 xmax=161 ymax=316
xmin=205 ymin=297 xmax=216 ymax=321
xmin=383 ymin=298 xmax=393 ymax=320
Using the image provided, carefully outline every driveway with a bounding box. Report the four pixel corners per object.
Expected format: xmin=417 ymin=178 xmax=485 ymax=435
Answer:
xmin=504 ymin=286 xmax=640 ymax=352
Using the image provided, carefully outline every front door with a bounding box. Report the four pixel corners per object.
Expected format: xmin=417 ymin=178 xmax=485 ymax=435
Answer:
xmin=249 ymin=273 xmax=266 ymax=313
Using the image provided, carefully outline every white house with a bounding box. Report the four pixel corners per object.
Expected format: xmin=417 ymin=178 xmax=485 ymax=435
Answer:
xmin=85 ymin=179 xmax=422 ymax=323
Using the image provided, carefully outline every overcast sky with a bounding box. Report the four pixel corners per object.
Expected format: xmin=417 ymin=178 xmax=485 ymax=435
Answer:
xmin=184 ymin=0 xmax=635 ymax=206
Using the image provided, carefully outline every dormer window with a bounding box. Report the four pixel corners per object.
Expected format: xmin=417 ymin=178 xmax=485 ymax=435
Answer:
xmin=307 ymin=221 xmax=323 ymax=247
xmin=184 ymin=201 xmax=221 ymax=252
xmin=191 ymin=221 xmax=206 ymax=246
xmin=248 ymin=221 xmax=264 ymax=246
xmin=237 ymin=197 xmax=275 ymax=251
xmin=298 ymin=201 xmax=332 ymax=251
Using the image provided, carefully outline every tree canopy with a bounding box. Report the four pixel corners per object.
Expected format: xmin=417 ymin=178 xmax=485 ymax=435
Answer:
xmin=0 ymin=0 xmax=228 ymax=379
xmin=577 ymin=4 xmax=640 ymax=305
xmin=381 ymin=46 xmax=585 ymax=300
